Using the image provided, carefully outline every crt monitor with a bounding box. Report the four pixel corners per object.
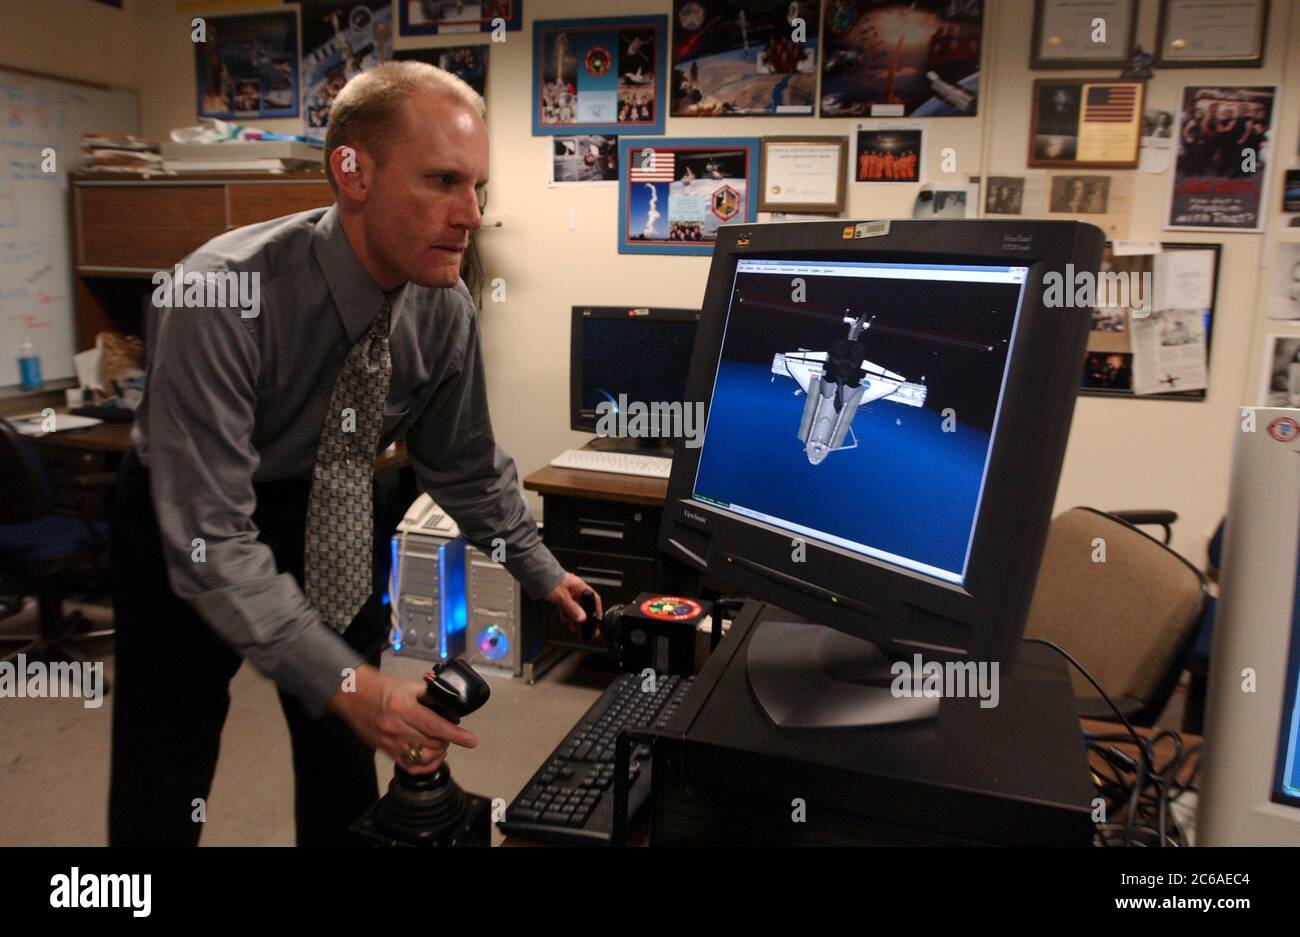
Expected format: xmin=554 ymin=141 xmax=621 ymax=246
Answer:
xmin=570 ymin=306 xmax=699 ymax=453
xmin=658 ymin=219 xmax=1104 ymax=727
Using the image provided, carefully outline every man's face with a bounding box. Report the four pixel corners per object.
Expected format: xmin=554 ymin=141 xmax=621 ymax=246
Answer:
xmin=361 ymin=91 xmax=487 ymax=290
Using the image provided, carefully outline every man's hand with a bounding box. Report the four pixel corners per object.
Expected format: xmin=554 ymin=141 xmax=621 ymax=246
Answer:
xmin=327 ymin=663 xmax=477 ymax=775
xmin=546 ymin=572 xmax=603 ymax=636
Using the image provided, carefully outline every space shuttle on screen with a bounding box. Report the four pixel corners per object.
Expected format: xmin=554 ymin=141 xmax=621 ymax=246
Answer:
xmin=771 ymin=314 xmax=927 ymax=465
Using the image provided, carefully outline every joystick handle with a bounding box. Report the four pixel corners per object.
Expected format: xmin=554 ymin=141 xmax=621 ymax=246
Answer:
xmin=579 ymin=590 xmax=601 ymax=644
xmin=420 ymin=659 xmax=490 ymax=724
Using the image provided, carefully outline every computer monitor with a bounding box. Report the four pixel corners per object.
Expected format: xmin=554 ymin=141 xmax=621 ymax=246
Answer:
xmin=1199 ymin=407 xmax=1300 ymax=845
xmin=658 ymin=219 xmax=1104 ymax=727
xmin=570 ymin=306 xmax=699 ymax=454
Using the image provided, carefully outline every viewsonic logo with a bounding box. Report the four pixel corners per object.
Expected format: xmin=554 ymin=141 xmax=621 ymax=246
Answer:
xmin=685 ymin=510 xmax=708 ymax=525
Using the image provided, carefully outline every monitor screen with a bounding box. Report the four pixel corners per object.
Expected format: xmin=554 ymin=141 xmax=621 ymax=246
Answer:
xmin=1274 ymin=510 xmax=1300 ymax=808
xmin=689 ymin=258 xmax=1030 ymax=587
xmin=574 ymin=309 xmax=698 ymax=433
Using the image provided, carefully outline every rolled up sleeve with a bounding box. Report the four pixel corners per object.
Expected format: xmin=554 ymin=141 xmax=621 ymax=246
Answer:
xmin=405 ymin=307 xmax=565 ymax=600
xmin=141 ymin=299 xmax=360 ymax=716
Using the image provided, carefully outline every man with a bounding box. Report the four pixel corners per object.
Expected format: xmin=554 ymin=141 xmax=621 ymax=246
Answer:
xmin=110 ymin=61 xmax=601 ymax=846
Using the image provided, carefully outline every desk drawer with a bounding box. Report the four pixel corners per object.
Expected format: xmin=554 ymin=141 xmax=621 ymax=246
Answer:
xmin=543 ymin=497 xmax=660 ymax=558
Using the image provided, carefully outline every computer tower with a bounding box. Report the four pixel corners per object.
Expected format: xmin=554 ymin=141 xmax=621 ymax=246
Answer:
xmin=463 ymin=546 xmax=543 ymax=676
xmin=390 ymin=496 xmax=466 ymax=661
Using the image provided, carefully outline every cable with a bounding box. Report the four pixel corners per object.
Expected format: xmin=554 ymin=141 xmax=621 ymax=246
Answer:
xmin=1022 ymin=636 xmax=1200 ymax=847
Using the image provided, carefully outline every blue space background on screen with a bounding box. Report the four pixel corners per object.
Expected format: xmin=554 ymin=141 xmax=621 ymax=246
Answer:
xmin=692 ymin=361 xmax=990 ymax=576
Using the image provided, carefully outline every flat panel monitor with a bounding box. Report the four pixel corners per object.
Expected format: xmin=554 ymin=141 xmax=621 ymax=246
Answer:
xmin=658 ymin=219 xmax=1104 ymax=727
xmin=570 ymin=306 xmax=699 ymax=451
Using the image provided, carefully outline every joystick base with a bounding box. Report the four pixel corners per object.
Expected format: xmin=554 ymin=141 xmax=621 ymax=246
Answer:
xmin=350 ymin=791 xmax=491 ymax=847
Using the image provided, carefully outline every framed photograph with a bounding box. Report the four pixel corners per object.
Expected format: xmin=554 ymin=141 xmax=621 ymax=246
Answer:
xmin=533 ymin=16 xmax=667 ymax=136
xmin=1155 ymin=0 xmax=1268 ymax=69
xmin=1283 ymin=168 xmax=1300 ymax=214
xmin=854 ymin=126 xmax=923 ymax=183
xmin=1260 ymin=335 xmax=1300 ymax=407
xmin=196 ymin=10 xmax=299 ymax=120
xmin=1266 ymin=242 xmax=1300 ymax=320
xmin=1031 ymin=0 xmax=1138 ymax=70
xmin=1080 ymin=242 xmax=1221 ymax=401
xmin=1166 ymin=85 xmax=1276 ymax=232
xmin=758 ymin=136 xmax=847 ymax=213
xmin=820 ymin=0 xmax=984 ymax=118
xmin=549 ymin=134 xmax=619 ymax=186
xmin=398 ymin=1 xmax=521 ymax=36
xmin=1029 ymin=79 xmax=1143 ymax=169
xmin=301 ymin=2 xmax=395 ymax=143
xmin=618 ymin=137 xmax=759 ymax=255
xmin=671 ymin=0 xmax=819 ymax=117
xmin=394 ymin=45 xmax=488 ymax=98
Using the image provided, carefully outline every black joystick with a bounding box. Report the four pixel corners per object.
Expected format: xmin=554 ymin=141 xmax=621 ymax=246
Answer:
xmin=579 ymin=590 xmax=602 ymax=644
xmin=350 ymin=660 xmax=494 ymax=847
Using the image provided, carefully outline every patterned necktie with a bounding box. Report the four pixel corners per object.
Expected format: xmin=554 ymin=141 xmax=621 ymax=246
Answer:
xmin=304 ymin=300 xmax=393 ymax=631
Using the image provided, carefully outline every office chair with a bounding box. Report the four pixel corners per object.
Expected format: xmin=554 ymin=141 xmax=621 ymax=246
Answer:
xmin=1024 ymin=507 xmax=1208 ymax=727
xmin=0 ymin=417 xmax=115 ymax=667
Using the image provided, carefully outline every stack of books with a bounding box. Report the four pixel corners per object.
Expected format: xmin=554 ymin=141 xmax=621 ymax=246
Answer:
xmin=80 ymin=132 xmax=162 ymax=173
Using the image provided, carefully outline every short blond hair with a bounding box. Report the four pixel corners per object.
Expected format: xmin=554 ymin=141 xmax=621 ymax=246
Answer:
xmin=324 ymin=61 xmax=486 ymax=194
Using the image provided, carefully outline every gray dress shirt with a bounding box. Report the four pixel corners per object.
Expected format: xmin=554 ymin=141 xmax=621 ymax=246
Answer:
xmin=133 ymin=205 xmax=565 ymax=716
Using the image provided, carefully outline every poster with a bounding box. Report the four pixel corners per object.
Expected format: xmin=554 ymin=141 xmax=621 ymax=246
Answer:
xmin=1029 ymin=79 xmax=1143 ymax=168
xmin=397 ymin=1 xmax=520 ymax=36
xmin=195 ymin=10 xmax=299 ymax=119
xmin=1166 ymin=85 xmax=1276 ymax=232
xmin=533 ymin=16 xmax=667 ymax=136
xmin=670 ymin=0 xmax=819 ymax=116
xmin=618 ymin=137 xmax=758 ymax=255
xmin=820 ymin=0 xmax=983 ymax=118
xmin=301 ymin=1 xmax=395 ymax=143
xmin=394 ymin=45 xmax=488 ymax=98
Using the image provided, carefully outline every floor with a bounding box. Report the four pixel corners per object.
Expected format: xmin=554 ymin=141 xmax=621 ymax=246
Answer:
xmin=0 ymin=598 xmax=604 ymax=846
xmin=0 ymin=597 xmax=1199 ymax=846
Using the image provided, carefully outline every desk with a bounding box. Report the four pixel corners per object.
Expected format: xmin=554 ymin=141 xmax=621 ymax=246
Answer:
xmin=524 ymin=461 xmax=700 ymax=657
xmin=31 ymin=419 xmax=407 ymax=520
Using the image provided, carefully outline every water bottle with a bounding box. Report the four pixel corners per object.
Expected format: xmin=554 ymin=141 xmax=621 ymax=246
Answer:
xmin=18 ymin=339 xmax=42 ymax=391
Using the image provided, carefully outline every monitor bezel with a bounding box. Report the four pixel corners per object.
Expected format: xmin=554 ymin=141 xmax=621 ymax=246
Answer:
xmin=569 ymin=305 xmax=702 ymax=435
xmin=658 ymin=219 xmax=1105 ymax=667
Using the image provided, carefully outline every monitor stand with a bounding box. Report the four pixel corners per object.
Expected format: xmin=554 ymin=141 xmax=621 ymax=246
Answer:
xmin=587 ymin=435 xmax=674 ymax=458
xmin=746 ymin=619 xmax=940 ymax=729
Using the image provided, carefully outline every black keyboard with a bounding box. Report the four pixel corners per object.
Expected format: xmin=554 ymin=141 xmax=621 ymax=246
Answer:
xmin=497 ymin=672 xmax=694 ymax=845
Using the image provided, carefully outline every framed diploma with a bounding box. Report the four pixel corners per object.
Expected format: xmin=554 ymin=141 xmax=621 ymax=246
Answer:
xmin=1028 ymin=79 xmax=1144 ymax=169
xmin=1031 ymin=0 xmax=1138 ymax=70
xmin=758 ymin=136 xmax=848 ymax=214
xmin=1155 ymin=0 xmax=1268 ymax=68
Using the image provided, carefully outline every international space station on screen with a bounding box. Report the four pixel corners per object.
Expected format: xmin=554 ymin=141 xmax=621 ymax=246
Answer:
xmin=771 ymin=313 xmax=928 ymax=466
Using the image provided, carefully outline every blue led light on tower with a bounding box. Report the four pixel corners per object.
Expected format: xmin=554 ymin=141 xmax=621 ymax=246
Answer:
xmin=390 ymin=496 xmax=468 ymax=662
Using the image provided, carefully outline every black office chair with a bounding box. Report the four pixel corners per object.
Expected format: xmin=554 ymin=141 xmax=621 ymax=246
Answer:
xmin=0 ymin=417 xmax=115 ymax=666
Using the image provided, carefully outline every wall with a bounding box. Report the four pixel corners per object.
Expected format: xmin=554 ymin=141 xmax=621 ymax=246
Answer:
xmin=30 ymin=0 xmax=1300 ymax=562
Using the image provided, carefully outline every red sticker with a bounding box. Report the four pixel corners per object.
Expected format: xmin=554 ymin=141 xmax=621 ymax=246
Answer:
xmin=1267 ymin=416 xmax=1299 ymax=442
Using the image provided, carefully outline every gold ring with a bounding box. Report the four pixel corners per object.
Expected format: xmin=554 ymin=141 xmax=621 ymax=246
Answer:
xmin=402 ymin=742 xmax=422 ymax=765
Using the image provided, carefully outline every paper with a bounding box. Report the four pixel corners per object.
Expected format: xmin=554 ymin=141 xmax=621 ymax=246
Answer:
xmin=73 ymin=346 xmax=103 ymax=392
xmin=13 ymin=413 xmax=104 ymax=436
xmin=1130 ymin=309 xmax=1208 ymax=395
xmin=1154 ymin=250 xmax=1214 ymax=312
xmin=1112 ymin=240 xmax=1162 ymax=256
xmin=912 ymin=183 xmax=977 ymax=219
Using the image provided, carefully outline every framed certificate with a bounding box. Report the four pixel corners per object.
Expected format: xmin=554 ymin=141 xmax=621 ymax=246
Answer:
xmin=758 ymin=136 xmax=848 ymax=214
xmin=1031 ymin=0 xmax=1138 ymax=70
xmin=1155 ymin=0 xmax=1268 ymax=68
xmin=1029 ymin=79 xmax=1144 ymax=169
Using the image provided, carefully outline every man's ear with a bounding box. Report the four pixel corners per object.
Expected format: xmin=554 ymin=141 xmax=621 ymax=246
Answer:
xmin=330 ymin=144 xmax=369 ymax=202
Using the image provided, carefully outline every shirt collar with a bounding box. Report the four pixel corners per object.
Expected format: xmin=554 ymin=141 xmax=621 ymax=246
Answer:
xmin=311 ymin=205 xmax=409 ymax=344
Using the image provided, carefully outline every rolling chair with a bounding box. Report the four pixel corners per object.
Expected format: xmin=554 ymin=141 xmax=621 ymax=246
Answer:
xmin=0 ymin=417 xmax=115 ymax=667
xmin=1024 ymin=507 xmax=1208 ymax=727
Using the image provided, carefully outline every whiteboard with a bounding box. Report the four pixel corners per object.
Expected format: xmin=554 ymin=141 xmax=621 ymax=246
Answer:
xmin=0 ymin=69 xmax=139 ymax=387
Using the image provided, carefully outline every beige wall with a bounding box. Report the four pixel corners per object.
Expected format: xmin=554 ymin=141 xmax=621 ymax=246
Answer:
xmin=15 ymin=0 xmax=1300 ymax=563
